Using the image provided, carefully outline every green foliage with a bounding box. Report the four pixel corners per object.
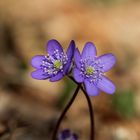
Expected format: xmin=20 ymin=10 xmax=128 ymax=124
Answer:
xmin=112 ymin=89 xmax=135 ymax=118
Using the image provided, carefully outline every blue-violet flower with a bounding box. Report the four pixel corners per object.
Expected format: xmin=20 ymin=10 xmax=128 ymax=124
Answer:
xmin=73 ymin=42 xmax=116 ymax=96
xmin=31 ymin=39 xmax=75 ymax=81
xmin=58 ymin=129 xmax=78 ymax=140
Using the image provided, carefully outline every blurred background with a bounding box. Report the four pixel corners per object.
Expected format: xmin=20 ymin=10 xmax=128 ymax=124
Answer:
xmin=0 ymin=0 xmax=140 ymax=139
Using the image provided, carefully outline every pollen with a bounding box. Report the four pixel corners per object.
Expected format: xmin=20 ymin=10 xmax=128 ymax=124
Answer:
xmin=86 ymin=66 xmax=94 ymax=75
xmin=54 ymin=60 xmax=63 ymax=69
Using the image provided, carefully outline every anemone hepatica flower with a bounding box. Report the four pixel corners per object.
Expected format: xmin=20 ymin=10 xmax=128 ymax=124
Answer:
xmin=58 ymin=129 xmax=78 ymax=140
xmin=31 ymin=39 xmax=75 ymax=81
xmin=73 ymin=42 xmax=116 ymax=96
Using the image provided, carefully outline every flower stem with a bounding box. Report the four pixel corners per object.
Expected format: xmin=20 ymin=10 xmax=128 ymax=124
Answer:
xmin=52 ymin=84 xmax=81 ymax=140
xmin=81 ymin=86 xmax=95 ymax=140
xmin=68 ymin=76 xmax=95 ymax=140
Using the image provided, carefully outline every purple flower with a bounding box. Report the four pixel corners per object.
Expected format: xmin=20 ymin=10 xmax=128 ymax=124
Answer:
xmin=31 ymin=39 xmax=75 ymax=81
xmin=58 ymin=129 xmax=78 ymax=140
xmin=73 ymin=42 xmax=116 ymax=96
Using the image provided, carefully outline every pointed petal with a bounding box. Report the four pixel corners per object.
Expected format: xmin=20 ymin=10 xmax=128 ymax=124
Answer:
xmin=50 ymin=72 xmax=63 ymax=82
xmin=31 ymin=69 xmax=49 ymax=80
xmin=84 ymin=79 xmax=99 ymax=96
xmin=64 ymin=40 xmax=76 ymax=74
xmin=74 ymin=48 xmax=81 ymax=68
xmin=31 ymin=55 xmax=45 ymax=69
xmin=82 ymin=42 xmax=97 ymax=60
xmin=97 ymin=75 xmax=116 ymax=94
xmin=66 ymin=40 xmax=75 ymax=61
xmin=73 ymin=68 xmax=84 ymax=83
xmin=96 ymin=53 xmax=116 ymax=72
xmin=46 ymin=39 xmax=63 ymax=55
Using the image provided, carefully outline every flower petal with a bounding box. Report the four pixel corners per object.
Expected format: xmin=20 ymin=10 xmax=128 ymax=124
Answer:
xmin=72 ymin=134 xmax=78 ymax=140
xmin=66 ymin=40 xmax=75 ymax=60
xmin=73 ymin=68 xmax=84 ymax=83
xmin=61 ymin=129 xmax=71 ymax=139
xmin=46 ymin=39 xmax=63 ymax=55
xmin=84 ymin=79 xmax=99 ymax=96
xmin=50 ymin=72 xmax=63 ymax=82
xmin=96 ymin=53 xmax=116 ymax=72
xmin=74 ymin=48 xmax=81 ymax=68
xmin=97 ymin=75 xmax=116 ymax=94
xmin=63 ymin=40 xmax=75 ymax=74
xmin=31 ymin=69 xmax=50 ymax=80
xmin=63 ymin=61 xmax=72 ymax=75
xmin=82 ymin=42 xmax=97 ymax=60
xmin=31 ymin=55 xmax=45 ymax=69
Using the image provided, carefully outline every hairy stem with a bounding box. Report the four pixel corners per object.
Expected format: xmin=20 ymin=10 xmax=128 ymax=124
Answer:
xmin=52 ymin=84 xmax=81 ymax=140
xmin=80 ymin=86 xmax=95 ymax=140
xmin=68 ymin=76 xmax=95 ymax=140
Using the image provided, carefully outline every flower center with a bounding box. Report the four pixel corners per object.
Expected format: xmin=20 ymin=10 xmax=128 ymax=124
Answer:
xmin=79 ymin=58 xmax=103 ymax=84
xmin=41 ymin=50 xmax=68 ymax=76
xmin=53 ymin=60 xmax=63 ymax=69
xmin=86 ymin=66 xmax=94 ymax=75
